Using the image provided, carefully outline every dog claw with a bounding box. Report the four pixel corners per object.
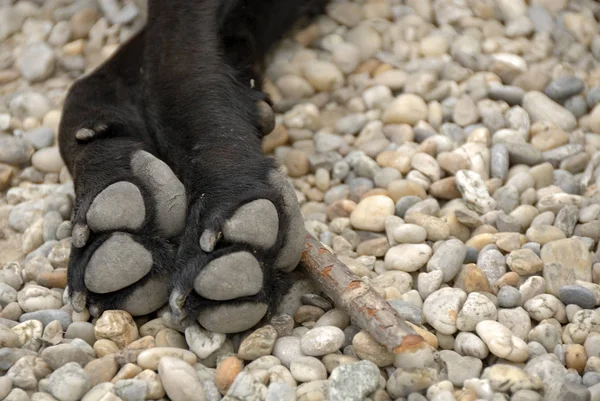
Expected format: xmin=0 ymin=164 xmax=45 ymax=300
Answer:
xmin=169 ymin=290 xmax=190 ymax=323
xmin=75 ymin=128 xmax=96 ymax=141
xmin=71 ymin=291 xmax=87 ymax=312
xmin=72 ymin=223 xmax=90 ymax=248
xmin=199 ymin=229 xmax=220 ymax=253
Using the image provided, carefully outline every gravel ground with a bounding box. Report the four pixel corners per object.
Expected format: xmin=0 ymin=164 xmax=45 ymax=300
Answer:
xmin=2 ymin=0 xmax=600 ymax=400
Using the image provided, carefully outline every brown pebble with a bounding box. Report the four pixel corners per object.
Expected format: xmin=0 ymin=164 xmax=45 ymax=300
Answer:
xmin=215 ymin=356 xmax=243 ymax=395
xmin=388 ymin=180 xmax=427 ymax=202
xmin=85 ymin=356 xmax=118 ymax=386
xmin=93 ymin=339 xmax=119 ymax=357
xmin=37 ymin=269 xmax=67 ymax=289
xmin=360 ymin=188 xmax=390 ymax=200
xmin=111 ymin=363 xmax=143 ymax=383
xmin=285 ymin=149 xmax=310 ymax=177
xmin=429 ymin=177 xmax=461 ymax=200
xmin=326 ymin=199 xmax=357 ymax=220
xmin=455 ymin=264 xmax=493 ymax=294
xmin=295 ymin=305 xmax=326 ymax=324
xmin=494 ymin=272 xmax=520 ymax=291
xmin=0 ymin=163 xmax=13 ymax=191
xmin=262 ymin=124 xmax=288 ymax=153
xmin=565 ymin=344 xmax=587 ymax=374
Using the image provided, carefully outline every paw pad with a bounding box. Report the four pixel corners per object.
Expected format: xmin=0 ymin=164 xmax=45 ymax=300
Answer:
xmin=194 ymin=251 xmax=263 ymax=301
xmin=86 ymin=181 xmax=145 ymax=232
xmin=85 ymin=233 xmax=153 ymax=293
xmin=196 ymin=302 xmax=268 ymax=334
xmin=222 ymin=199 xmax=279 ymax=249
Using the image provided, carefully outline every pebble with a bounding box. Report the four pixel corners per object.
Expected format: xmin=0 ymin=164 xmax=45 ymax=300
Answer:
xmin=329 ymin=360 xmax=381 ymax=401
xmin=352 ymin=331 xmax=395 ymax=367
xmin=137 ymin=348 xmax=197 ymax=370
xmin=238 ymin=325 xmax=278 ymax=361
xmin=18 ymin=42 xmax=56 ymax=82
xmin=290 ymin=356 xmax=327 ymax=382
xmin=48 ymin=362 xmax=91 ymax=401
xmin=301 ymin=326 xmax=345 ymax=356
xmin=558 ymin=285 xmax=596 ymax=309
xmin=350 ymin=195 xmax=394 ymax=232
xmin=94 ymin=310 xmax=139 ymax=348
xmin=476 ymin=320 xmax=530 ymax=362
xmin=382 ymin=94 xmax=428 ymax=125
xmin=185 ymin=325 xmax=226 ymax=359
xmin=158 ymin=357 xmax=205 ymax=401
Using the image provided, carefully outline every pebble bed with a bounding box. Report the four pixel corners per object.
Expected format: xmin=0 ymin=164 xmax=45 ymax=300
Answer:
xmin=2 ymin=0 xmax=600 ymax=400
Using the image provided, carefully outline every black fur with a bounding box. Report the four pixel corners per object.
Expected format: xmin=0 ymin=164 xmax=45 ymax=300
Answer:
xmin=59 ymin=0 xmax=328 ymax=319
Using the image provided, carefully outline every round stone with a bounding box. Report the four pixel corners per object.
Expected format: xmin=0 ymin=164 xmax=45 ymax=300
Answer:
xmin=300 ymin=326 xmax=345 ymax=356
xmin=158 ymin=357 xmax=204 ymax=401
xmin=476 ymin=320 xmax=529 ymax=362
xmin=385 ymin=244 xmax=432 ymax=272
xmin=85 ymin=233 xmax=153 ymax=294
xmin=290 ymin=357 xmax=327 ymax=382
xmin=194 ymin=251 xmax=263 ymax=301
xmin=350 ymin=195 xmax=395 ymax=232
xmin=197 ymin=302 xmax=268 ymax=334
xmin=382 ymin=94 xmax=428 ymax=125
xmin=558 ymin=285 xmax=596 ymax=309
xmin=86 ymin=181 xmax=145 ymax=232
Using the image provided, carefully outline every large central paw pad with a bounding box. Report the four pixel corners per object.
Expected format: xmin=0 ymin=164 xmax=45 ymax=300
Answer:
xmin=171 ymin=170 xmax=306 ymax=334
xmin=67 ymin=149 xmax=187 ymax=316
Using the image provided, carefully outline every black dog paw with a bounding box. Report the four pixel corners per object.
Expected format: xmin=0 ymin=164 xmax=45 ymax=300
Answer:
xmin=169 ymin=169 xmax=306 ymax=333
xmin=66 ymin=147 xmax=187 ymax=317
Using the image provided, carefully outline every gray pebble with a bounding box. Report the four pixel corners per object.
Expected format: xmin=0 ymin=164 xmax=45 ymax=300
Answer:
xmin=583 ymin=372 xmax=600 ymax=388
xmin=497 ymin=286 xmax=522 ymax=308
xmin=9 ymin=199 xmax=44 ymax=233
xmin=114 ymin=379 xmax=148 ymax=401
xmin=45 ymin=194 xmax=73 ymax=220
xmin=564 ymin=95 xmax=588 ymax=118
xmin=19 ymin=310 xmax=71 ymax=331
xmin=329 ymin=360 xmax=381 ymax=401
xmin=464 ymin=247 xmax=479 ymax=264
xmin=48 ymin=362 xmax=91 ymax=401
xmin=388 ymin=300 xmax=423 ymax=325
xmin=0 ymin=282 xmax=17 ymax=306
xmin=347 ymin=177 xmax=374 ymax=202
xmin=554 ymin=170 xmax=580 ymax=194
xmin=41 ymin=343 xmax=89 ymax=370
xmin=4 ymin=388 xmax=29 ymax=401
xmin=301 ymin=294 xmax=332 ymax=311
xmin=558 ymin=285 xmax=596 ymax=309
xmin=503 ymin=143 xmax=543 ymax=166
xmin=55 ymin=221 xmax=72 ymax=240
xmin=21 ymin=127 xmax=55 ymax=150
xmin=18 ymin=42 xmax=56 ymax=82
xmin=587 ymin=87 xmax=600 ymax=108
xmin=427 ymin=239 xmax=467 ymax=282
xmin=491 ymin=144 xmax=509 ymax=181
xmin=488 ymin=85 xmax=525 ymax=105
xmin=43 ymin=211 xmax=63 ymax=242
xmin=544 ymin=76 xmax=585 ymax=101
xmin=64 ymin=322 xmax=96 ymax=346
xmin=493 ymin=185 xmax=520 ymax=214
xmin=273 ymin=336 xmax=305 ymax=368
xmin=395 ymin=196 xmax=422 ymax=218
xmin=266 ymin=382 xmax=295 ymax=401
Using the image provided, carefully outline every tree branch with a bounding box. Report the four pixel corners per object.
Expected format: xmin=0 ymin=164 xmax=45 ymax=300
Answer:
xmin=300 ymin=234 xmax=426 ymax=354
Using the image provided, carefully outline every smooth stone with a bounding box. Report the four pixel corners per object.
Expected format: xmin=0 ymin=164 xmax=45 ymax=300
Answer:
xmin=523 ymin=91 xmax=577 ymax=131
xmin=194 ymin=251 xmax=263 ymax=301
xmin=558 ymin=285 xmax=596 ymax=309
xmin=300 ymin=326 xmax=345 ymax=356
xmin=272 ymin=336 xmax=304 ymax=368
xmin=197 ymin=302 xmax=268 ymax=334
xmin=290 ymin=356 xmax=327 ymax=382
xmin=426 ymin=239 xmax=467 ymax=282
xmin=48 ymin=362 xmax=92 ymax=401
xmin=238 ymin=325 xmax=278 ymax=361
xmin=223 ymin=199 xmax=279 ymax=249
xmin=94 ymin=310 xmax=139 ymax=348
xmin=544 ymin=76 xmax=585 ymax=101
xmin=22 ymin=127 xmax=54 ymax=150
xmin=352 ymin=331 xmax=395 ymax=367
xmin=158 ymin=357 xmax=205 ymax=401
xmin=31 ymin=147 xmax=65 ymax=173
xmin=113 ymin=379 xmax=148 ymax=401
xmin=17 ymin=285 xmax=62 ymax=312
xmin=85 ymin=233 xmax=153 ymax=294
xmin=185 ymin=325 xmax=226 ymax=359
xmin=385 ymin=244 xmax=432 ymax=272
xmin=86 ymin=181 xmax=145 ymax=232
xmin=137 ymin=348 xmax=197 ymax=370
xmin=350 ymin=195 xmax=395 ymax=232
xmin=329 ymin=360 xmax=381 ymax=401
xmin=19 ymin=310 xmax=71 ymax=330
xmin=476 ymin=320 xmax=530 ymax=362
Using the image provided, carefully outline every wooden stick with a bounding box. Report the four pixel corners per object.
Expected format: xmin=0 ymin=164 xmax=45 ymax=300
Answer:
xmin=300 ymin=234 xmax=426 ymax=354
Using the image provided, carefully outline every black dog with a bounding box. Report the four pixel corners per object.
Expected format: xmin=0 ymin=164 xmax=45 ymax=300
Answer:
xmin=58 ymin=0 xmax=327 ymax=333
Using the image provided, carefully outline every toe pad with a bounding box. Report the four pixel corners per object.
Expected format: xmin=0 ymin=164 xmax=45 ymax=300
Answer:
xmin=197 ymin=302 xmax=268 ymax=333
xmin=87 ymin=181 xmax=145 ymax=232
xmin=222 ymin=199 xmax=279 ymax=249
xmin=194 ymin=251 xmax=263 ymax=301
xmin=85 ymin=233 xmax=153 ymax=294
